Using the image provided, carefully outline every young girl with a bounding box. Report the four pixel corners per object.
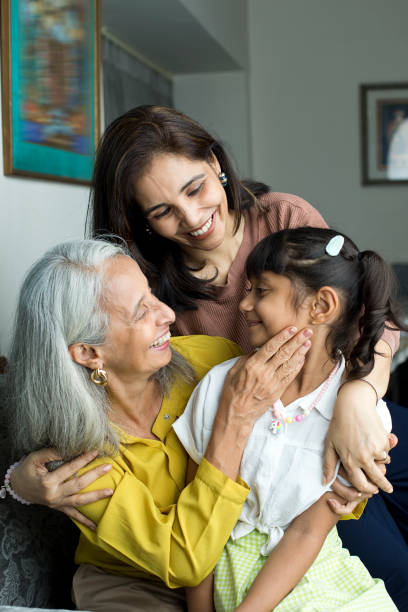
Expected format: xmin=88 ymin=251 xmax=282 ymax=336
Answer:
xmin=173 ymin=227 xmax=405 ymax=611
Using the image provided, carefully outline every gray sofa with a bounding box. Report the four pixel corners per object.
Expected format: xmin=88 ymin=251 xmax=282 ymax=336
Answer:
xmin=0 ymin=393 xmax=78 ymax=610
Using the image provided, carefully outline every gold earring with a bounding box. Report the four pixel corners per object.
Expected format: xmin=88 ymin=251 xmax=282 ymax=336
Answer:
xmin=91 ymin=368 xmax=108 ymax=387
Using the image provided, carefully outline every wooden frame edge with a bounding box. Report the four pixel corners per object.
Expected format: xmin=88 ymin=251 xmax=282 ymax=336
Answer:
xmin=360 ymin=82 xmax=408 ymax=186
xmin=0 ymin=0 xmax=101 ymax=184
xmin=1 ymin=0 xmax=12 ymax=175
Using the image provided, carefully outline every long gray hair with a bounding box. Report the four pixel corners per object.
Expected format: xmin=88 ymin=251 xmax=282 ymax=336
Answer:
xmin=7 ymin=239 xmax=195 ymax=460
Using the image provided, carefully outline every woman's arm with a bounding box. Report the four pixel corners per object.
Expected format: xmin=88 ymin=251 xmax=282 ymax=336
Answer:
xmin=72 ymin=455 xmax=248 ymax=589
xmin=8 ymin=328 xmax=311 ymax=589
xmin=323 ymin=339 xmax=395 ymax=497
xmin=235 ymin=492 xmax=359 ymax=612
xmin=9 ymin=326 xmax=311 ymax=518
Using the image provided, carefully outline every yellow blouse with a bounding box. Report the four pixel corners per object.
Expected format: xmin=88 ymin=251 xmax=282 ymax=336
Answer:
xmin=74 ymin=335 xmax=248 ymax=588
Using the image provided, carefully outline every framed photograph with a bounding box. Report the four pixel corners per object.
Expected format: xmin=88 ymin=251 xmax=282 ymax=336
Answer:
xmin=1 ymin=0 xmax=100 ymax=184
xmin=360 ymin=82 xmax=408 ymax=185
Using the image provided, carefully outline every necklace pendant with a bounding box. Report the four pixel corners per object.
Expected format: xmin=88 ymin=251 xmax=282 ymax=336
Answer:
xmin=269 ymin=418 xmax=282 ymax=434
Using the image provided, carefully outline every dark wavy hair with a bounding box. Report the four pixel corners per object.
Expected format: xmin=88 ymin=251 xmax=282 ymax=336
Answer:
xmin=87 ymin=105 xmax=269 ymax=311
xmin=246 ymin=227 xmax=407 ymax=380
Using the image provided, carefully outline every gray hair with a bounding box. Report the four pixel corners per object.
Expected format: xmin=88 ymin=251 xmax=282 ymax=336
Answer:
xmin=7 ymin=239 xmax=195 ymax=460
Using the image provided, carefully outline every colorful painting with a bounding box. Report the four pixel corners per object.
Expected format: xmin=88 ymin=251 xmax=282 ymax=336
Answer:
xmin=1 ymin=0 xmax=100 ymax=184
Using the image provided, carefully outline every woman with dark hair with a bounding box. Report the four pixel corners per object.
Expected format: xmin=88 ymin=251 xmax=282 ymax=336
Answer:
xmin=8 ymin=106 xmax=408 ymax=607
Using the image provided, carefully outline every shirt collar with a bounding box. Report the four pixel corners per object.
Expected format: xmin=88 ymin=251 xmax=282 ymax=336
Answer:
xmin=281 ymin=358 xmax=345 ymax=421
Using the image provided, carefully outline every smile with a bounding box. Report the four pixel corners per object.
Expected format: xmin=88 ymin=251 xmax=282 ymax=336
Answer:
xmin=247 ymin=320 xmax=261 ymax=327
xmin=149 ymin=331 xmax=171 ymax=349
xmin=188 ymin=213 xmax=215 ymax=239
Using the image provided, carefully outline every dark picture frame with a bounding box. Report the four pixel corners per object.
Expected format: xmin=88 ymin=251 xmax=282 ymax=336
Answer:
xmin=1 ymin=0 xmax=100 ymax=185
xmin=360 ymin=82 xmax=408 ymax=185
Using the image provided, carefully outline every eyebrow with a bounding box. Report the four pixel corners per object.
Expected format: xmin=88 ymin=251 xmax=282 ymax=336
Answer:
xmin=143 ymin=173 xmax=205 ymax=216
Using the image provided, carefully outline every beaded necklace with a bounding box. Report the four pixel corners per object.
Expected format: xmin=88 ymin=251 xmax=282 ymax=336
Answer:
xmin=270 ymin=360 xmax=341 ymax=434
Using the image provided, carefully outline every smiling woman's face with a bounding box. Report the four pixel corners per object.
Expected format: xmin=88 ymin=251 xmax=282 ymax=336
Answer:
xmin=99 ymin=256 xmax=175 ymax=382
xmin=133 ymin=153 xmax=230 ymax=253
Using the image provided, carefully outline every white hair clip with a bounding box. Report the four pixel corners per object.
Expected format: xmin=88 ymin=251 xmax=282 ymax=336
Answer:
xmin=325 ymin=235 xmax=344 ymax=256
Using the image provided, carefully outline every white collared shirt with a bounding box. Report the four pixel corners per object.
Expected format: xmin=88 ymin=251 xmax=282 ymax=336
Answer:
xmin=173 ymin=357 xmax=391 ymax=555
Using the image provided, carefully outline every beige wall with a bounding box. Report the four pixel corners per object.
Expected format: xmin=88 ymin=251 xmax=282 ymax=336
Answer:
xmin=248 ymin=0 xmax=408 ymax=262
xmin=174 ymin=70 xmax=251 ymax=176
xmin=0 ymin=65 xmax=89 ymax=354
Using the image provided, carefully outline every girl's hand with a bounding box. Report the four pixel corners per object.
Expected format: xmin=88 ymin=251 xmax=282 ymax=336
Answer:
xmin=10 ymin=449 xmax=113 ymax=530
xmin=326 ymin=494 xmax=361 ymax=517
xmin=323 ymin=380 xmax=396 ymax=495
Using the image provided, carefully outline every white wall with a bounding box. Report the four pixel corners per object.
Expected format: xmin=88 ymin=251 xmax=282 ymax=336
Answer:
xmin=173 ymin=1 xmax=251 ymax=176
xmin=0 ymin=65 xmax=89 ymax=355
xmin=178 ymin=0 xmax=248 ymax=69
xmin=248 ymin=0 xmax=408 ymax=263
xmin=173 ymin=70 xmax=251 ymax=176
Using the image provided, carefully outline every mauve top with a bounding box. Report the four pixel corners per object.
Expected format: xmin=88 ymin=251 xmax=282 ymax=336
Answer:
xmin=172 ymin=192 xmax=399 ymax=355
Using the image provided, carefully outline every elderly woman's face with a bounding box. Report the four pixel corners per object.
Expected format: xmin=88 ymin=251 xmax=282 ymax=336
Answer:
xmin=134 ymin=153 xmax=230 ymax=253
xmin=99 ymin=256 xmax=175 ymax=381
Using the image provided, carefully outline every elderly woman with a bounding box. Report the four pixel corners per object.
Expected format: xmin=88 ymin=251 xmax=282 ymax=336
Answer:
xmin=5 ymin=239 xmax=311 ymax=611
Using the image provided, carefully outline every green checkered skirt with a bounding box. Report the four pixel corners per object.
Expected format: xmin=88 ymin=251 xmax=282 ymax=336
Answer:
xmin=214 ymin=527 xmax=396 ymax=611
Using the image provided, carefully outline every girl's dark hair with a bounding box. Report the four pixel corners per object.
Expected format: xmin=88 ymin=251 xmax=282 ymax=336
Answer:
xmin=246 ymin=227 xmax=407 ymax=380
xmin=87 ymin=105 xmax=269 ymax=311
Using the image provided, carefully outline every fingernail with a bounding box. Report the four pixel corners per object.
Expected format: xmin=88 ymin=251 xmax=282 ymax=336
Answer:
xmin=102 ymin=464 xmax=112 ymax=472
xmin=303 ymin=329 xmax=313 ymax=338
xmin=288 ymin=326 xmax=297 ymax=335
xmin=302 ymin=340 xmax=311 ymax=349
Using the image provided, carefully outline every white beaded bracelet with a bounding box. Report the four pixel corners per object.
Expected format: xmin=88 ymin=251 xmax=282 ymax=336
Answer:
xmin=0 ymin=460 xmax=32 ymax=505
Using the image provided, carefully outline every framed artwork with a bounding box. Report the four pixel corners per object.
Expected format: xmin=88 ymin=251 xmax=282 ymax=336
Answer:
xmin=360 ymin=82 xmax=408 ymax=185
xmin=1 ymin=0 xmax=100 ymax=184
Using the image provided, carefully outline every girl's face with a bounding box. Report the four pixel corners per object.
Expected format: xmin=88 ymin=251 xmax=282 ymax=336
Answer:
xmin=240 ymin=271 xmax=313 ymax=347
xmin=133 ymin=153 xmax=230 ymax=253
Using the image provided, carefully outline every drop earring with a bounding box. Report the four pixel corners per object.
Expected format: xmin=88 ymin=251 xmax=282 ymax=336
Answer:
xmin=91 ymin=368 xmax=108 ymax=387
xmin=145 ymin=223 xmax=152 ymax=235
xmin=219 ymin=171 xmax=228 ymax=187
